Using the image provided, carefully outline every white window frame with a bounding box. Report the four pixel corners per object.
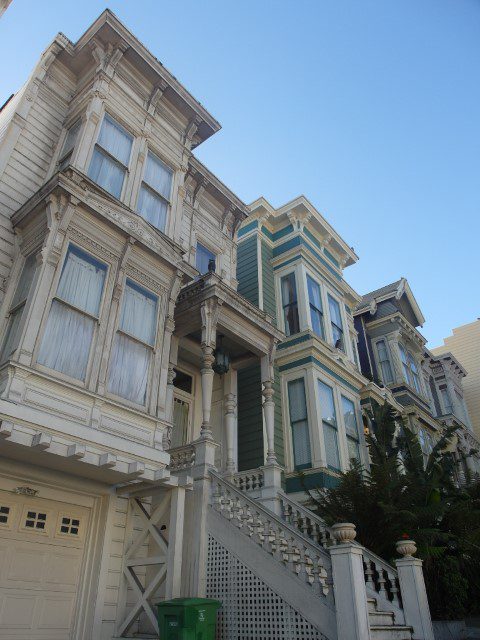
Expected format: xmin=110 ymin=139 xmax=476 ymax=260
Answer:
xmin=136 ymin=148 xmax=174 ymax=233
xmin=286 ymin=376 xmax=312 ymax=470
xmin=305 ymin=271 xmax=326 ymax=341
xmin=87 ymin=112 xmax=134 ymax=201
xmin=35 ymin=243 xmax=109 ymax=386
xmin=279 ymin=270 xmax=301 ymax=337
xmin=106 ymin=276 xmax=159 ymax=408
xmin=373 ymin=337 xmax=394 ymax=385
xmin=171 ymin=366 xmax=195 ymax=448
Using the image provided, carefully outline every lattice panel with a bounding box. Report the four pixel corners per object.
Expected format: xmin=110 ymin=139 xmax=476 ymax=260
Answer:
xmin=206 ymin=535 xmax=327 ymax=640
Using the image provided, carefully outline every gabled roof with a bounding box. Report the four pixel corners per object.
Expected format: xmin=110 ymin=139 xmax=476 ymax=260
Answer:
xmin=59 ymin=10 xmax=221 ymax=146
xmin=355 ymin=277 xmax=425 ymax=326
xmin=247 ymin=195 xmax=358 ymax=267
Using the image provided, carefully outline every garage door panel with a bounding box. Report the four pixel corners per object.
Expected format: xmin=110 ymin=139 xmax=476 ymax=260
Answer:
xmin=0 ymin=492 xmax=91 ymax=640
xmin=0 ymin=592 xmax=37 ymax=628
xmin=7 ymin=546 xmax=46 ymax=584
xmin=37 ymin=595 xmax=76 ymax=630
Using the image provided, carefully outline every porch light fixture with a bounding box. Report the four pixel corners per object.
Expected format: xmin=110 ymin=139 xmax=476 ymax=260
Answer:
xmin=213 ymin=334 xmax=230 ymax=375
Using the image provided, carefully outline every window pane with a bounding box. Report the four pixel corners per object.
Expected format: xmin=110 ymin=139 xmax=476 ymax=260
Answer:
xmin=376 ymin=340 xmax=393 ymax=383
xmin=288 ymin=378 xmax=311 ymax=468
xmin=144 ymin=152 xmax=173 ymax=200
xmin=98 ymin=115 xmax=132 ymax=166
xmin=341 ymin=396 xmax=358 ymax=438
xmin=328 ymin=295 xmax=342 ymax=327
xmin=281 ymin=273 xmax=300 ymax=336
xmin=0 ymin=306 xmax=23 ymax=363
xmin=37 ymin=300 xmax=94 ymax=380
xmin=292 ymin=419 xmax=311 ymax=468
xmin=288 ymin=378 xmax=308 ymax=422
xmin=108 ymin=332 xmax=150 ymax=404
xmin=318 ymin=380 xmax=337 ymax=427
xmin=138 ymin=185 xmax=168 ymax=231
xmin=120 ymin=280 xmax=157 ymax=345
xmin=281 ymin=273 xmax=297 ymax=305
xmin=11 ymin=254 xmax=37 ymax=309
xmin=61 ymin=120 xmax=81 ymax=159
xmin=324 ymin=423 xmax=340 ymax=469
xmin=88 ymin=147 xmax=126 ymax=199
xmin=307 ymin=276 xmax=321 ymax=309
xmin=307 ymin=276 xmax=324 ymax=339
xmin=57 ymin=246 xmax=106 ymax=317
xmin=347 ymin=436 xmax=360 ymax=463
xmin=196 ymin=243 xmax=215 ymax=274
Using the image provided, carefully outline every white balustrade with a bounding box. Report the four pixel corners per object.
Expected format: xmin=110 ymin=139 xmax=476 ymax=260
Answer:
xmin=168 ymin=444 xmax=196 ymax=472
xmin=210 ymin=471 xmax=333 ymax=601
xmin=232 ymin=469 xmax=264 ymax=494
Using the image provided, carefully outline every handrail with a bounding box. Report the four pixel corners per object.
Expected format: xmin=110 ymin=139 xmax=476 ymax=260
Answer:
xmin=209 ymin=470 xmax=334 ymax=601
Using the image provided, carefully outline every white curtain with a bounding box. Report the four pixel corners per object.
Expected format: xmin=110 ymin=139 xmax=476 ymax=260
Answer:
xmin=324 ymin=422 xmax=340 ymax=469
xmin=107 ymin=333 xmax=150 ymax=404
xmin=88 ymin=149 xmax=125 ymax=199
xmin=57 ymin=249 xmax=106 ymax=315
xmin=144 ymin=152 xmax=172 ymax=200
xmin=88 ymin=115 xmax=132 ymax=199
xmin=341 ymin=396 xmax=358 ymax=438
xmin=107 ymin=281 xmax=158 ymax=404
xmin=138 ymin=185 xmax=167 ymax=231
xmin=98 ymin=115 xmax=132 ymax=165
xmin=119 ymin=282 xmax=157 ymax=344
xmin=37 ymin=247 xmax=106 ymax=380
xmin=37 ymin=301 xmax=95 ymax=380
xmin=318 ymin=380 xmax=337 ymax=426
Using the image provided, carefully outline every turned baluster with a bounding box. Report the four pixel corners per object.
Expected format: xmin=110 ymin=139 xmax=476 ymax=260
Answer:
xmin=364 ymin=558 xmax=375 ymax=590
xmin=377 ymin=566 xmax=388 ymax=599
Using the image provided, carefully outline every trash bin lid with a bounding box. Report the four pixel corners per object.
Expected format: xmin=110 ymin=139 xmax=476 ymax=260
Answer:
xmin=158 ymin=598 xmax=221 ymax=608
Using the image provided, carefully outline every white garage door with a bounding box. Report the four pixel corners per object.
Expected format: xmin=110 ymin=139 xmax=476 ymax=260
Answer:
xmin=0 ymin=490 xmax=90 ymax=639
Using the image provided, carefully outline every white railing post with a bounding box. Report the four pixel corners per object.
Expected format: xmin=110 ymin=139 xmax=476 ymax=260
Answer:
xmin=395 ymin=539 xmax=434 ymax=640
xmin=329 ymin=523 xmax=372 ymax=640
xmin=181 ymin=436 xmax=218 ymax=597
xmin=259 ymin=462 xmax=283 ymax=515
xmin=165 ymin=485 xmax=186 ymax=599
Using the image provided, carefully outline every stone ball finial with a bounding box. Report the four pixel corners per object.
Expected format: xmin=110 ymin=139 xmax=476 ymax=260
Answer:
xmin=396 ymin=539 xmax=417 ymax=558
xmin=331 ymin=522 xmax=357 ymax=543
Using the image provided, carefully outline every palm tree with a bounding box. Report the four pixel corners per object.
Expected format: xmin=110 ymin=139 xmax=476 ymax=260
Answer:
xmin=306 ymin=400 xmax=480 ymax=620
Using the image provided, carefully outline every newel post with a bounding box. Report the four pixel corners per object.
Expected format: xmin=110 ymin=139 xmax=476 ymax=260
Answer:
xmin=329 ymin=523 xmax=372 ymax=640
xmin=395 ymin=539 xmax=434 ymax=640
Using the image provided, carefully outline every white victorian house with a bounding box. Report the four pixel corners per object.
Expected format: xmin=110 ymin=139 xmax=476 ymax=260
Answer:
xmin=0 ymin=10 xmax=437 ymax=640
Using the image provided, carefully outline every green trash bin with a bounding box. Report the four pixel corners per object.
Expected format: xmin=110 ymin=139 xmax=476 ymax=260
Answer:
xmin=157 ymin=597 xmax=222 ymax=640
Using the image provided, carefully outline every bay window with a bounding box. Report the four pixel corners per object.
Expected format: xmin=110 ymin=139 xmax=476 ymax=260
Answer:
xmin=328 ymin=294 xmax=344 ymax=351
xmin=88 ymin=114 xmax=133 ymax=199
xmin=281 ymin=273 xmax=300 ymax=336
xmin=306 ymin=275 xmax=324 ymax=339
xmin=38 ymin=245 xmax=106 ymax=380
xmin=196 ymin=243 xmax=216 ymax=274
xmin=376 ymin=339 xmax=393 ymax=384
xmin=137 ymin=151 xmax=173 ymax=232
xmin=342 ymin=396 xmax=361 ymax=464
xmin=0 ymin=253 xmax=37 ymax=363
xmin=287 ymin=378 xmax=311 ymax=469
xmin=399 ymin=344 xmax=410 ymax=383
xmin=107 ymin=279 xmax=158 ymax=405
xmin=318 ymin=380 xmax=340 ymax=470
xmin=408 ymin=354 xmax=421 ymax=393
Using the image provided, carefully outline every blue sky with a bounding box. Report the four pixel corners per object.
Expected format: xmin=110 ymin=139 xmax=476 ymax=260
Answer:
xmin=1 ymin=0 xmax=479 ymax=347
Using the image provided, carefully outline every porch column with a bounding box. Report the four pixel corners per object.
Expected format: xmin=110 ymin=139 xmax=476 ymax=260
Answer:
xmin=200 ymin=344 xmax=215 ymax=439
xmin=200 ymin=299 xmax=220 ymax=440
xmin=262 ymin=380 xmax=277 ymax=464
xmin=224 ymin=393 xmax=237 ymax=474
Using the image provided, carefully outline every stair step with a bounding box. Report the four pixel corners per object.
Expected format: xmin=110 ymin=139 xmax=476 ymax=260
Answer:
xmin=370 ymin=625 xmax=413 ymax=640
xmin=367 ymin=597 xmax=378 ymax=612
xmin=369 ymin=610 xmax=396 ymax=626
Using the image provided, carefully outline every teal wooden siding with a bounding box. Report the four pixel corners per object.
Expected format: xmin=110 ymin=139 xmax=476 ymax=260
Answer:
xmin=237 ymin=236 xmax=259 ymax=306
xmin=237 ymin=365 xmax=264 ymax=470
xmin=261 ymin=239 xmax=276 ymax=323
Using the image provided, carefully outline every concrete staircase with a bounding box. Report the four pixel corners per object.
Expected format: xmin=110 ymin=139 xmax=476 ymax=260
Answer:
xmin=368 ymin=597 xmax=413 ymax=640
